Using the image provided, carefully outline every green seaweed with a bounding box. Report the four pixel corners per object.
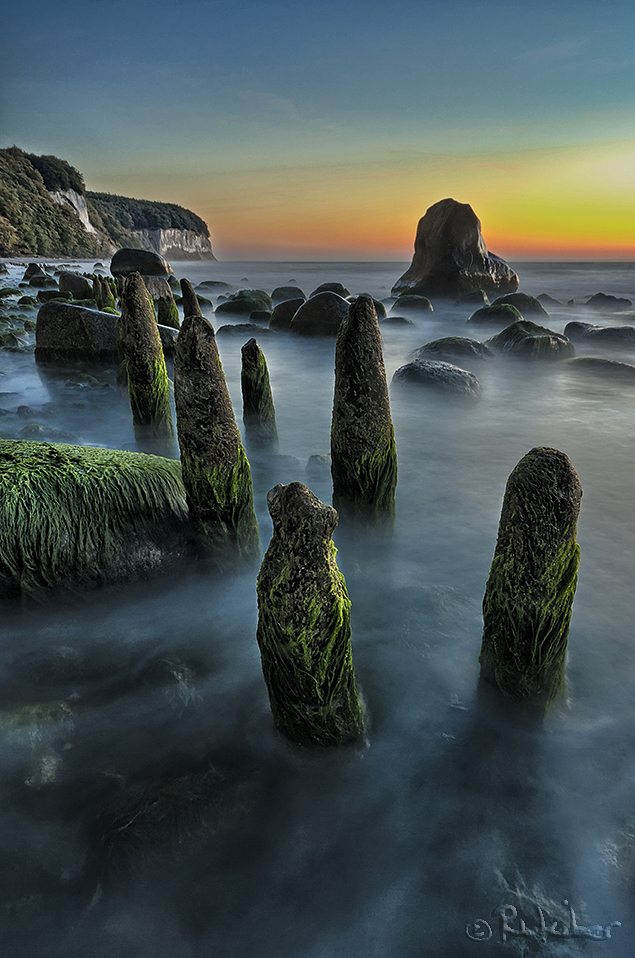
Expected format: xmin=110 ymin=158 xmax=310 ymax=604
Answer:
xmin=331 ymin=421 xmax=397 ymax=521
xmin=0 ymin=440 xmax=189 ymax=603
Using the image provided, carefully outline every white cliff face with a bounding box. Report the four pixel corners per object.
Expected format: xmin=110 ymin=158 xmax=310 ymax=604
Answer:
xmin=132 ymin=227 xmax=216 ymax=260
xmin=48 ymin=189 xmax=97 ymax=235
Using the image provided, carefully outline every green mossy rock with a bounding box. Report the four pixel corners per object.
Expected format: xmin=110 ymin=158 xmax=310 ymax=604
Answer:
xmin=256 ymin=482 xmax=365 ymax=748
xmin=392 ymin=293 xmax=433 ymax=313
xmin=479 ymin=447 xmax=582 ymax=712
xmin=118 ymin=272 xmax=175 ymax=446
xmin=241 ymin=337 xmax=278 ymax=448
xmin=466 ymin=303 xmax=522 ymax=326
xmin=331 ymin=295 xmax=397 ymax=521
xmin=485 ymin=320 xmax=574 ymax=360
xmin=0 ymin=439 xmax=189 ymax=603
xmin=215 ymin=289 xmax=273 ymax=315
xmin=174 ymin=281 xmax=260 ymax=566
xmin=492 ymin=292 xmax=549 ymax=317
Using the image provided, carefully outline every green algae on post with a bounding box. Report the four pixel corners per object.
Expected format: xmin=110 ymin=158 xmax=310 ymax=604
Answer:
xmin=0 ymin=439 xmax=189 ymax=604
xmin=256 ymin=482 xmax=365 ymax=747
xmin=173 ymin=286 xmax=260 ymax=566
xmin=479 ymin=447 xmax=582 ymax=712
xmin=118 ymin=271 xmax=175 ymax=445
xmin=331 ymin=294 xmax=397 ymax=522
xmin=240 ymin=337 xmax=278 ymax=448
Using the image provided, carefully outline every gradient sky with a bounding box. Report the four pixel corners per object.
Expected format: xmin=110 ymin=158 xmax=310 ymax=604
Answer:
xmin=1 ymin=0 xmax=634 ymax=260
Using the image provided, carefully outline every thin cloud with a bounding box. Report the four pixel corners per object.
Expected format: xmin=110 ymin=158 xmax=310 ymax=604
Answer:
xmin=520 ymin=38 xmax=588 ymax=62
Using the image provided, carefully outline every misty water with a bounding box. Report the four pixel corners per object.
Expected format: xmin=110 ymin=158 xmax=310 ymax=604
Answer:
xmin=1 ymin=259 xmax=635 ymax=956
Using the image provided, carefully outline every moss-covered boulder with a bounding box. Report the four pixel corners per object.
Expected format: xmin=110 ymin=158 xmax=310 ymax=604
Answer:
xmin=0 ymin=440 xmax=190 ymax=603
xmin=272 ymin=285 xmax=305 ymax=303
xmin=309 ymin=281 xmax=350 ymax=299
xmin=485 ymin=320 xmax=574 ymax=360
xmin=215 ymin=289 xmax=273 ymax=316
xmin=58 ymin=271 xmax=93 ymax=299
xmin=479 ymin=447 xmax=582 ymax=712
xmin=564 ymin=321 xmax=635 ymax=346
xmin=289 ymin=291 xmax=350 ymax=337
xmin=36 ymin=289 xmax=72 ymax=304
xmin=269 ymin=297 xmax=305 ymax=331
xmin=256 ymin=482 xmax=365 ymax=747
xmin=118 ymin=272 xmax=175 ymax=445
xmin=466 ymin=303 xmax=522 ymax=327
xmin=391 ymin=359 xmax=481 ymax=399
xmin=241 ymin=338 xmax=278 ymax=448
xmin=566 ymin=357 xmax=635 ymax=383
xmin=491 ymin=292 xmax=549 ymax=317
xmin=173 ymin=280 xmax=260 ymax=566
xmin=331 ymin=295 xmax=397 ymax=521
xmin=392 ymin=293 xmax=433 ymax=313
xmin=411 ymin=336 xmax=494 ymax=365
xmin=35 ymin=301 xmax=118 ymax=365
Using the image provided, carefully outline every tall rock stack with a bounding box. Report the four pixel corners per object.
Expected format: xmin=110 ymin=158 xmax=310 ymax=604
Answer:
xmin=330 ymin=295 xmax=397 ymax=522
xmin=479 ymin=447 xmax=582 ymax=712
xmin=256 ymin=482 xmax=365 ymax=747
xmin=240 ymin=338 xmax=278 ymax=448
xmin=118 ymin=271 xmax=175 ymax=447
xmin=173 ymin=279 xmax=260 ymax=566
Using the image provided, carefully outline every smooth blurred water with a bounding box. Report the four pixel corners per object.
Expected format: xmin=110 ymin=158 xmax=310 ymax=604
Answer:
xmin=1 ymin=258 xmax=635 ymax=957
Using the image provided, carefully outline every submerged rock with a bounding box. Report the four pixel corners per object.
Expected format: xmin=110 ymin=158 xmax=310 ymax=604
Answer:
xmin=479 ymin=447 xmax=582 ymax=712
xmin=485 ymin=320 xmax=574 ymax=360
xmin=566 ymin=357 xmax=635 ymax=383
xmin=491 ymin=292 xmax=549 ymax=317
xmin=584 ymin=292 xmax=633 ymax=311
xmin=0 ymin=439 xmax=189 ymax=603
xmin=411 ymin=337 xmax=494 ymax=365
xmin=174 ymin=281 xmax=260 ymax=566
xmin=215 ymin=289 xmax=273 ymax=315
xmin=35 ymin=302 xmax=118 ymax=364
xmin=564 ymin=321 xmax=635 ymax=346
xmin=309 ymin=281 xmax=350 ymax=299
xmin=391 ymin=359 xmax=481 ymax=399
xmin=466 ymin=303 xmax=523 ymax=327
xmin=392 ymin=198 xmax=519 ymax=298
xmin=256 ymin=482 xmax=365 ymax=747
xmin=241 ymin=338 xmax=278 ymax=448
xmin=331 ymin=295 xmax=397 ymax=522
xmin=269 ymin=298 xmax=305 ymax=331
xmin=272 ymin=285 xmax=305 ymax=303
xmin=392 ymin=293 xmax=433 ymax=313
xmin=289 ymin=291 xmax=350 ymax=337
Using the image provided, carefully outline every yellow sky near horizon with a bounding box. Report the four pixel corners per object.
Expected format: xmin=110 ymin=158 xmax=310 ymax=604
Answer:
xmin=91 ymin=138 xmax=635 ymax=260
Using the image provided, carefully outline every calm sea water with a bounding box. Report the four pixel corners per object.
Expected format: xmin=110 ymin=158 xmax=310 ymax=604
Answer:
xmin=1 ymin=259 xmax=635 ymax=957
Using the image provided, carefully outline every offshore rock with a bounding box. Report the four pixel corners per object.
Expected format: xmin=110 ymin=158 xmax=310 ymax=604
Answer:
xmin=566 ymin=357 xmax=635 ymax=383
xmin=215 ymin=289 xmax=273 ymax=316
xmin=173 ymin=297 xmax=260 ymax=566
xmin=256 ymin=482 xmax=364 ymax=747
xmin=289 ymin=291 xmax=350 ymax=337
xmin=584 ymin=293 xmax=633 ymax=311
xmin=269 ymin=297 xmax=305 ymax=331
xmin=58 ymin=271 xmax=94 ymax=299
xmin=0 ymin=439 xmax=189 ymax=604
xmin=272 ymin=285 xmax=305 ymax=304
xmin=466 ymin=303 xmax=523 ymax=327
xmin=491 ymin=292 xmax=549 ymax=317
xmin=111 ymin=248 xmax=172 ymax=278
xmin=241 ymin=338 xmax=278 ymax=448
xmin=392 ymin=198 xmax=519 ymax=299
xmin=310 ymin=281 xmax=350 ymax=299
xmin=35 ymin=301 xmax=117 ymax=364
xmin=485 ymin=320 xmax=574 ymax=360
xmin=564 ymin=321 xmax=635 ymax=346
xmin=391 ymin=359 xmax=481 ymax=400
xmin=411 ymin=337 xmax=494 ymax=366
xmin=392 ymin=293 xmax=433 ymax=313
xmin=118 ymin=272 xmax=175 ymax=445
xmin=479 ymin=447 xmax=582 ymax=711
xmin=331 ymin=295 xmax=397 ymax=521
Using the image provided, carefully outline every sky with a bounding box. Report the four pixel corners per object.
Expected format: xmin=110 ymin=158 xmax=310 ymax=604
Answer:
xmin=1 ymin=0 xmax=634 ymax=261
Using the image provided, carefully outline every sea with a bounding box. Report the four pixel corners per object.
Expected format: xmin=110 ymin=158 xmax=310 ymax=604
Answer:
xmin=1 ymin=258 xmax=635 ymax=957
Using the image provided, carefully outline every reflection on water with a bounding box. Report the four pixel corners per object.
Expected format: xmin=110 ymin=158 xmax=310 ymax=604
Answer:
xmin=1 ymin=259 xmax=635 ymax=956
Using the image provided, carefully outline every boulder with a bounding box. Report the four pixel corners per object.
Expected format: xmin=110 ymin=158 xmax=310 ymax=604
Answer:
xmin=216 ymin=322 xmax=273 ymax=338
xmin=110 ymin=248 xmax=172 ymax=278
xmin=392 ymin=293 xmax=433 ymax=313
xmin=22 ymin=263 xmax=47 ymax=281
xmin=215 ymin=289 xmax=273 ymax=315
xmin=537 ymin=293 xmax=562 ymax=306
xmin=271 ymin=285 xmax=305 ymax=303
xmin=564 ymin=321 xmax=635 ymax=346
xmin=36 ymin=289 xmax=72 ymax=304
xmin=485 ymin=321 xmax=574 ymax=360
xmin=380 ymin=316 xmax=416 ymax=327
xmin=309 ymin=281 xmax=350 ymax=299
xmin=269 ymin=297 xmax=305 ymax=331
xmin=35 ymin=302 xmax=118 ymax=364
xmin=479 ymin=447 xmax=582 ymax=712
xmin=289 ymin=291 xmax=350 ymax=337
xmin=566 ymin=357 xmax=635 ymax=383
xmin=491 ymin=292 xmax=549 ymax=317
xmin=466 ymin=303 xmax=523 ymax=327
xmin=584 ymin=292 xmax=632 ymax=311
xmin=392 ymin=197 xmax=519 ymax=298
xmin=58 ymin=271 xmax=94 ymax=299
xmin=256 ymin=482 xmax=365 ymax=747
xmin=411 ymin=337 xmax=494 ymax=365
xmin=391 ymin=359 xmax=481 ymax=399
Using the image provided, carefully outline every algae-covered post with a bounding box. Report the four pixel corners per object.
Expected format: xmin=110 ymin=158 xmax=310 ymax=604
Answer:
xmin=173 ymin=282 xmax=260 ymax=566
xmin=479 ymin=447 xmax=582 ymax=712
xmin=240 ymin=338 xmax=278 ymax=449
xmin=256 ymin=482 xmax=365 ymax=748
xmin=330 ymin=294 xmax=397 ymax=522
xmin=118 ymin=271 xmax=175 ymax=448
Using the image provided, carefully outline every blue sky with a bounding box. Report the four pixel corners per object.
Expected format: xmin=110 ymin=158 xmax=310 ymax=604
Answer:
xmin=2 ymin=0 xmax=634 ymax=258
